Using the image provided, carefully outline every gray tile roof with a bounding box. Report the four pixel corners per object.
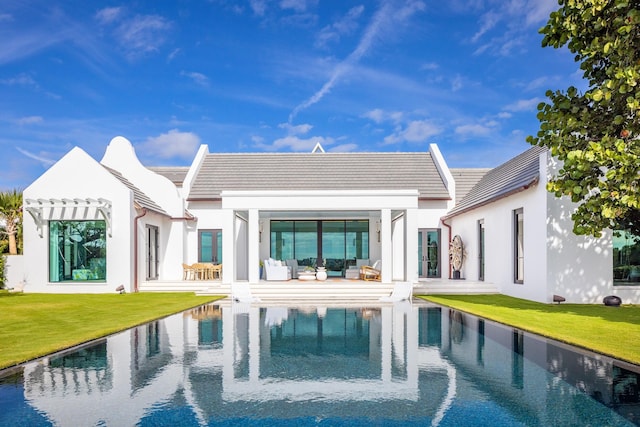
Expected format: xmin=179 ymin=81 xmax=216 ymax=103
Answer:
xmin=188 ymin=152 xmax=450 ymax=200
xmin=148 ymin=166 xmax=189 ymax=186
xmin=103 ymin=166 xmax=168 ymax=216
xmin=450 ymin=168 xmax=490 ymax=202
xmin=445 ymin=146 xmax=547 ymax=218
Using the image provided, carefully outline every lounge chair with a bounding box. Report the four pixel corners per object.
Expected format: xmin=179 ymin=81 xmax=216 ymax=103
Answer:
xmin=285 ymin=259 xmax=305 ymax=279
xmin=265 ymin=307 xmax=288 ymax=326
xmin=346 ymin=258 xmax=369 ymax=279
xmin=264 ymin=258 xmax=292 ymax=281
xmin=361 ymin=260 xmax=381 ymax=281
xmin=231 ymin=283 xmax=261 ymax=303
xmin=379 ymin=282 xmax=413 ymax=302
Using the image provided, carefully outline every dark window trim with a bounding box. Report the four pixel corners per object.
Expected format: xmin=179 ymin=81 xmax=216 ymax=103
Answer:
xmin=513 ymin=208 xmax=524 ymax=284
xmin=478 ymin=219 xmax=485 ymax=282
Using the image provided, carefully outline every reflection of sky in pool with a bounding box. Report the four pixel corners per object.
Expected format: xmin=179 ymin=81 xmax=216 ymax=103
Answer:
xmin=0 ymin=301 xmax=638 ymax=426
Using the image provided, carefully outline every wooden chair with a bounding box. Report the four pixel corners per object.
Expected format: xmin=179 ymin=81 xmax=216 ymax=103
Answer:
xmin=191 ymin=263 xmax=208 ymax=280
xmin=182 ymin=263 xmax=196 ymax=280
xmin=361 ymin=260 xmax=381 ymax=281
xmin=210 ymin=264 xmax=222 ymax=280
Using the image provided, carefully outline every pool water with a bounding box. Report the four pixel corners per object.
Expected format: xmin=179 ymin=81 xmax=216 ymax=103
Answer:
xmin=0 ymin=301 xmax=638 ymax=426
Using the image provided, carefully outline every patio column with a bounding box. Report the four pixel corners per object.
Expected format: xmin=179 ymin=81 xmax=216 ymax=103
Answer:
xmin=380 ymin=208 xmax=392 ymax=283
xmin=405 ymin=208 xmax=419 ymax=283
xmin=222 ymin=209 xmax=235 ymax=283
xmin=248 ymin=209 xmax=260 ymax=283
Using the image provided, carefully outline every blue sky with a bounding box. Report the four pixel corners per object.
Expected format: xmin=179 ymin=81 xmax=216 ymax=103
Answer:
xmin=1 ymin=0 xmax=583 ymax=191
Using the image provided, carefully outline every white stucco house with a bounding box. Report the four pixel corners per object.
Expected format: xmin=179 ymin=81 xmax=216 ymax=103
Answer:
xmin=16 ymin=136 xmax=640 ymax=303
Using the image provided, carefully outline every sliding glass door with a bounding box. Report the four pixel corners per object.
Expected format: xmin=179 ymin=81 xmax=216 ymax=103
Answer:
xmin=270 ymin=220 xmax=369 ymax=277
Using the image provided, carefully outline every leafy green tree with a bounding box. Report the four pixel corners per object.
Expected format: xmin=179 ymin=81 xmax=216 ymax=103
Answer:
xmin=0 ymin=189 xmax=23 ymax=255
xmin=527 ymin=0 xmax=640 ymax=237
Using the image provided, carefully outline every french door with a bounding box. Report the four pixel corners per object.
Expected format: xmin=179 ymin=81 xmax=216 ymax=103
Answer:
xmin=146 ymin=225 xmax=159 ymax=280
xmin=418 ymin=229 xmax=440 ymax=278
xmin=199 ymin=229 xmax=222 ymax=264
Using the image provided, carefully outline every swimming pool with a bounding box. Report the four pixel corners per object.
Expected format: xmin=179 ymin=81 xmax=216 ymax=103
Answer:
xmin=0 ymin=300 xmax=638 ymax=426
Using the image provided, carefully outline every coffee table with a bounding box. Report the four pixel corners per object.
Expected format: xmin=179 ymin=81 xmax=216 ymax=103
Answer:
xmin=298 ymin=272 xmax=316 ymax=281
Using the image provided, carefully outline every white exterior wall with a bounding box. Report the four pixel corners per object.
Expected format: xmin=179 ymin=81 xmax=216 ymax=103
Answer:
xmin=544 ymin=155 xmax=639 ymax=304
xmin=448 ymin=183 xmax=549 ymax=302
xmin=4 ymin=255 xmax=24 ymax=290
xmin=101 ymin=136 xmax=186 ymax=283
xmin=23 ymin=147 xmax=136 ymax=293
xmin=448 ymin=151 xmax=640 ymax=304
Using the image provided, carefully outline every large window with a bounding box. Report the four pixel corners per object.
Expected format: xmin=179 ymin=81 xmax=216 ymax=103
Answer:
xmin=270 ymin=220 xmax=369 ymax=277
xmin=613 ymin=230 xmax=640 ymax=286
xmin=513 ymin=209 xmax=524 ymax=284
xmin=49 ymin=220 xmax=106 ymax=282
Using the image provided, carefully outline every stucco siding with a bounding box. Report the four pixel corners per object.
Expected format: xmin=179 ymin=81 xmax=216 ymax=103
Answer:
xmin=448 ymin=182 xmax=549 ymax=303
xmin=23 ymin=147 xmax=136 ymax=293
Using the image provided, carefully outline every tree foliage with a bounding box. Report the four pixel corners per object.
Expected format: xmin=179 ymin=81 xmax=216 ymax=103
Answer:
xmin=527 ymin=0 xmax=640 ymax=237
xmin=0 ymin=189 xmax=23 ymax=255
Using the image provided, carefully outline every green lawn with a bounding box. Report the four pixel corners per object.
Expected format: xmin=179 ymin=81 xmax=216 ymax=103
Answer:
xmin=0 ymin=292 xmax=223 ymax=370
xmin=420 ymin=294 xmax=640 ymax=366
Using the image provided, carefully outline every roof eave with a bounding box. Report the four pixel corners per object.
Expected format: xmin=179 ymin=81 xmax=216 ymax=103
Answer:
xmin=442 ymin=176 xmax=539 ymax=220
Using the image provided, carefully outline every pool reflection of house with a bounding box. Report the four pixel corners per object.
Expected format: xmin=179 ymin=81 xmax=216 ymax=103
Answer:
xmin=14 ymin=135 xmax=640 ymax=303
xmin=12 ymin=303 xmax=638 ymax=425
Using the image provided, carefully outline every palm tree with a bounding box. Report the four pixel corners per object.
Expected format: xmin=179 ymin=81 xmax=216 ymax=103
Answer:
xmin=0 ymin=189 xmax=23 ymax=255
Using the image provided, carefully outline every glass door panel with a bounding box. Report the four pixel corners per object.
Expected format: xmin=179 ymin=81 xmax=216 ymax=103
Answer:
xmin=346 ymin=220 xmax=369 ymax=270
xmin=270 ymin=221 xmax=294 ymax=261
xmin=146 ymin=225 xmax=159 ymax=280
xmin=419 ymin=229 xmax=440 ymax=278
xmin=199 ymin=229 xmax=222 ymax=264
xmin=322 ymin=221 xmax=346 ymax=277
xmin=294 ymin=221 xmax=317 ymax=267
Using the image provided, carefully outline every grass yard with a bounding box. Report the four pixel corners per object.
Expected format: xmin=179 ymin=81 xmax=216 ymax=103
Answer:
xmin=0 ymin=292 xmax=222 ymax=370
xmin=420 ymin=294 xmax=640 ymax=366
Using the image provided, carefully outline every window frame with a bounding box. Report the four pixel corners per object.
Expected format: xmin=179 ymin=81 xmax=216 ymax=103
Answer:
xmin=478 ymin=219 xmax=485 ymax=281
xmin=48 ymin=219 xmax=107 ymax=283
xmin=513 ymin=208 xmax=524 ymax=284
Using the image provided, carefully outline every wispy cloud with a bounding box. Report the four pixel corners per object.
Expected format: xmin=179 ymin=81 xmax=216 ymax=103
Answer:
xmin=468 ymin=0 xmax=557 ymax=57
xmin=289 ymin=0 xmax=425 ymax=122
xmin=142 ymin=129 xmax=201 ymax=159
xmin=504 ymin=97 xmax=542 ymax=112
xmin=16 ymin=147 xmax=56 ymax=167
xmin=279 ymin=122 xmax=313 ymax=135
xmin=362 ymin=109 xmax=403 ymax=125
xmin=421 ymin=62 xmax=439 ymax=71
xmin=455 ymin=123 xmax=494 ymax=137
xmin=180 ymin=71 xmax=210 ymax=87
xmin=95 ymin=8 xmax=172 ymax=59
xmin=280 ymin=0 xmax=317 ymax=13
xmin=15 ymin=116 xmax=43 ymax=126
xmin=249 ymin=0 xmax=268 ymax=16
xmin=0 ymin=13 xmax=13 ymax=23
xmin=315 ymin=5 xmax=364 ymax=48
xmin=384 ymin=119 xmax=441 ymax=145
xmin=270 ymin=135 xmax=335 ymax=151
xmin=167 ymin=48 xmax=181 ymax=62
xmin=0 ymin=73 xmax=38 ymax=88
xmin=95 ymin=7 xmax=123 ymax=25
